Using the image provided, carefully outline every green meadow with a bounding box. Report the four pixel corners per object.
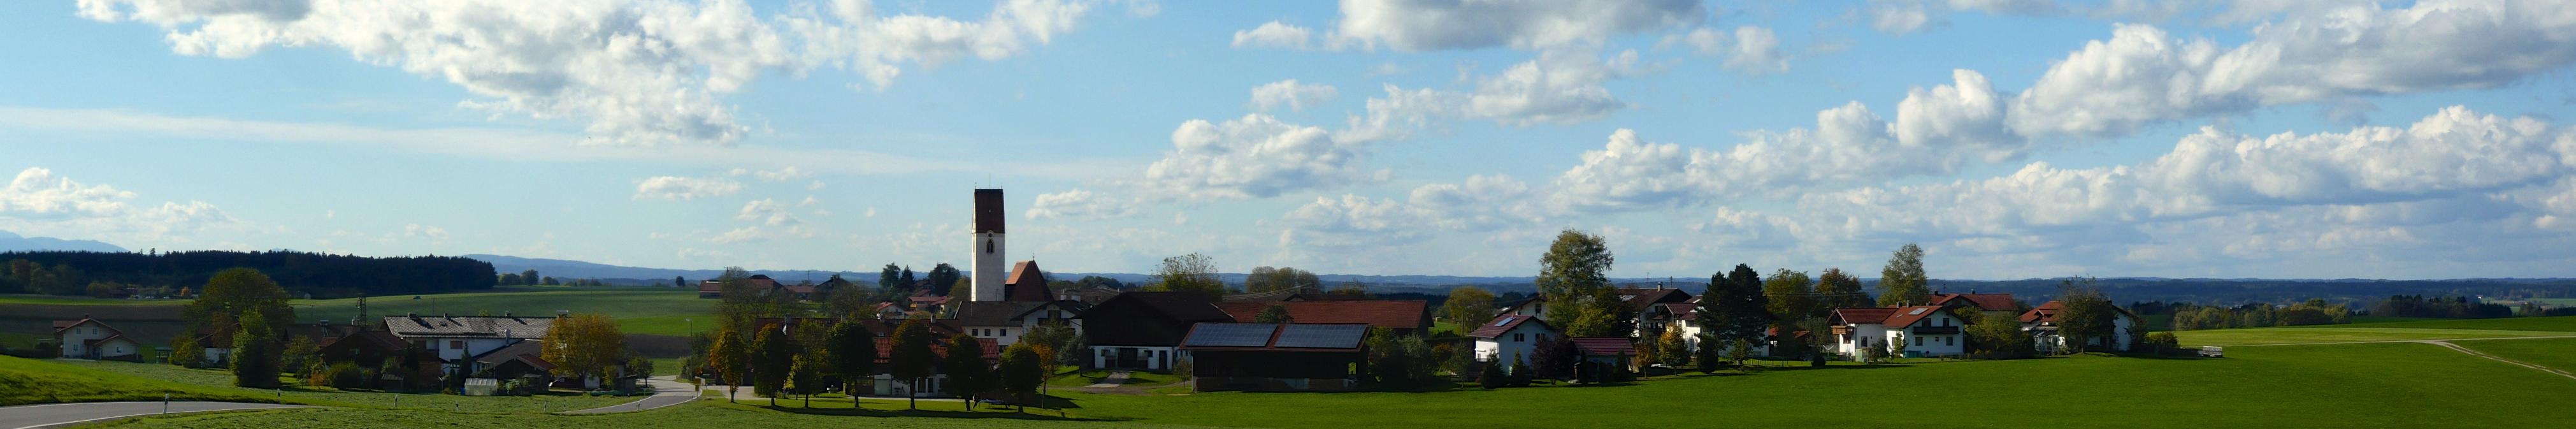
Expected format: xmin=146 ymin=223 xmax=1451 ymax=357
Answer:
xmin=0 ymin=355 xmax=322 ymax=406
xmin=2169 ymin=316 xmax=2576 ymax=346
xmin=91 ymin=402 xmax=1221 ymax=429
xmin=2454 ymin=337 xmax=2576 ymax=374
xmin=48 ymin=358 xmax=634 ymax=413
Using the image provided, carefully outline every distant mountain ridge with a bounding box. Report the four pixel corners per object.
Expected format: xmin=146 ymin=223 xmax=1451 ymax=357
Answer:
xmin=461 ymin=254 xmax=866 ymax=285
xmin=0 ymin=230 xmax=127 ymax=253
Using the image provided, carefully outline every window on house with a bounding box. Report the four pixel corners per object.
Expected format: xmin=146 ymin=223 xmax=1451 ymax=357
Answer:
xmin=1514 ymin=333 xmax=1524 ymax=342
xmin=1946 ymin=336 xmax=1954 ymax=346
xmin=449 ymin=340 xmax=463 ymax=350
xmin=1915 ymin=336 xmax=1924 ymax=346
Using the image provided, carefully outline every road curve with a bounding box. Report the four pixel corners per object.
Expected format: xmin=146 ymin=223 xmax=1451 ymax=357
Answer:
xmin=0 ymin=401 xmax=310 ymax=429
xmin=558 ymin=376 xmax=698 ymax=414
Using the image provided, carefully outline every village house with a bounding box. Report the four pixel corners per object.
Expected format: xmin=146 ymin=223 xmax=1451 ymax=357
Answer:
xmin=1829 ymin=305 xmax=1969 ymax=359
xmin=1928 ymin=293 xmax=2022 ymax=319
xmin=315 ymin=330 xmax=441 ymax=391
xmin=954 ymin=260 xmax=1088 ymax=346
xmin=52 ymin=317 xmax=141 ymax=361
xmin=381 ymin=313 xmax=557 ymax=373
xmin=2020 ymin=300 xmax=2143 ymax=353
xmin=1178 ymin=323 xmax=1371 ymax=392
xmin=697 ymin=274 xmax=785 ymax=299
xmin=1212 ymin=300 xmax=1432 ymax=335
xmin=1074 ymin=291 xmax=1234 ymax=370
xmin=1468 ymin=314 xmax=1556 ymax=364
xmin=464 ymin=338 xmax=563 ymax=392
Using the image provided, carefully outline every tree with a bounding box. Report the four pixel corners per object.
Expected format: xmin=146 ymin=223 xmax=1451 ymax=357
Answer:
xmin=168 ymin=335 xmax=204 ymax=368
xmin=2054 ymin=277 xmax=2116 ymax=354
xmin=789 ymin=352 xmax=823 ymax=407
xmin=1327 ymin=282 xmax=1369 ymax=296
xmin=901 ymin=267 xmax=917 ymax=290
xmin=1529 ymin=335 xmax=1576 ymax=381
xmin=751 ymin=324 xmax=795 ymax=403
xmin=1876 ymin=244 xmax=1931 ymax=307
xmin=1657 ymin=328 xmax=1688 ymax=368
xmin=707 ymin=330 xmax=747 ymax=402
xmin=1537 ymin=229 xmax=1615 ymax=327
xmin=944 ymin=333 xmax=991 ymax=410
xmin=185 ymin=268 xmax=295 ymax=335
xmin=1020 ymin=323 xmax=1081 ymax=370
xmin=541 ymin=314 xmax=630 ymax=386
xmin=888 ymin=319 xmax=937 ymax=410
xmin=1966 ymin=314 xmax=2034 ymax=358
xmin=499 ymin=273 xmax=522 ymax=286
xmin=522 ymin=270 xmax=540 ymax=285
xmin=1813 ymin=268 xmax=1871 ymax=310
xmin=1726 ymin=338 xmax=1755 ymax=368
xmin=280 ymin=335 xmax=320 ymax=375
xmin=1478 ymin=355 xmax=1506 ymax=389
xmin=1760 ymin=269 xmax=1818 ymax=323
xmin=1508 ymin=352 xmax=1532 ymax=386
xmin=998 ymin=343 xmax=1044 ymax=412
xmin=674 ymin=276 xmax=687 ymax=288
xmin=1363 ymin=327 xmax=1409 ymax=386
xmin=824 ymin=320 xmax=877 ymax=400
xmin=1696 ymin=265 xmax=1769 ymax=365
xmin=927 ymin=264 xmax=963 ymax=296
xmin=1253 ymin=303 xmax=1295 ymax=323
xmin=230 ymin=310 xmax=279 ymax=388
xmin=878 ymin=263 xmax=905 ymax=294
xmin=1150 ymin=253 xmax=1225 ymax=299
xmin=1245 ymin=266 xmax=1321 ymax=293
xmin=1444 ymin=286 xmax=1497 ymax=325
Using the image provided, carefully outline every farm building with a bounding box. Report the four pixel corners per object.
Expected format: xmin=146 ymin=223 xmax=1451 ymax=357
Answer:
xmin=1177 ymin=323 xmax=1369 ymax=392
xmin=1076 ymin=291 xmax=1235 ymax=370
xmin=1468 ymin=314 xmax=1557 ymax=364
xmin=1212 ymin=300 xmax=1432 ymax=335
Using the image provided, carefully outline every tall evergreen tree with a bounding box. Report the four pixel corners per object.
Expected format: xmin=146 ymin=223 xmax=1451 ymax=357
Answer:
xmin=926 ymin=264 xmax=963 ymax=296
xmin=878 ymin=263 xmax=903 ymax=293
xmin=1695 ymin=264 xmax=1769 ymax=368
xmin=1876 ymin=244 xmax=1931 ymax=307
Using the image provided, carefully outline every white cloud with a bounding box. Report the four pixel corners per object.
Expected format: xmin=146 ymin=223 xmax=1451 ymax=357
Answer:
xmin=798 ymin=196 xmax=821 ymax=207
xmin=402 ymin=224 xmax=450 ymax=240
xmin=1247 ymin=80 xmax=1339 ymax=112
xmin=1026 ymin=188 xmax=1138 ymax=220
xmin=1139 ymin=113 xmax=1388 ymax=200
xmin=0 ymin=167 xmax=240 ymax=240
xmin=1279 ymin=175 xmax=1546 ymax=248
xmin=80 ymin=0 xmax=1118 ymax=145
xmin=735 ymin=166 xmax=812 ymax=182
xmin=1867 ymin=1 xmax=1939 ymax=34
xmin=735 ymin=198 xmax=801 ymax=226
xmin=633 ymin=176 xmax=744 ymax=200
xmin=677 ymin=247 xmax=733 ymax=259
xmin=1231 ymin=20 xmax=1320 ymax=50
xmin=708 ymin=225 xmax=814 ymax=244
xmin=2012 ymin=3 xmax=2576 ymax=138
xmin=1719 ymin=26 xmax=1787 ymax=75
xmin=1332 ymin=0 xmax=1703 ymax=51
xmin=1362 ymin=50 xmax=1641 ymax=128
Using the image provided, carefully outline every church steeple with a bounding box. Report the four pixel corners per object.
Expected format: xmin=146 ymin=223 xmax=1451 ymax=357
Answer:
xmin=970 ymin=188 xmax=1007 ymax=302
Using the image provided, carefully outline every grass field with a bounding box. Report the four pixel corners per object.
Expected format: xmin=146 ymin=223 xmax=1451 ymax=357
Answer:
xmin=0 ymin=356 xmax=320 ymax=406
xmin=2453 ymin=337 xmax=2576 ymax=374
xmin=94 ymin=402 xmax=1223 ymax=429
xmin=52 ymin=359 xmax=635 ymax=413
xmin=1054 ymin=343 xmax=2576 ymax=428
xmin=2166 ymin=316 xmax=2576 ymax=346
xmin=285 ymin=288 xmax=716 ymax=337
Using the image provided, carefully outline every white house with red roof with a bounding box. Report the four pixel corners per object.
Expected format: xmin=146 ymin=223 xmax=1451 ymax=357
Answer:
xmin=53 ymin=317 xmax=141 ymax=361
xmin=1469 ymin=314 xmax=1557 ymax=365
xmin=1829 ymin=305 xmax=1969 ymax=359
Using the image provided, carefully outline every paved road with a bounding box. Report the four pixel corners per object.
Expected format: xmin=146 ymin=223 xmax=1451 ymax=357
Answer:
xmin=0 ymin=402 xmax=309 ymax=429
xmin=559 ymin=376 xmax=700 ymax=414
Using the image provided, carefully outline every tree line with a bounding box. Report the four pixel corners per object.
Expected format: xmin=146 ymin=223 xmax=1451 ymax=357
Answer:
xmin=1 ymin=251 xmax=494 ymax=298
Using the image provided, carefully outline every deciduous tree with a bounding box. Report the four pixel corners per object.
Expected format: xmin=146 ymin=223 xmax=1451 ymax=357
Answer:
xmin=1876 ymin=244 xmax=1931 ymax=307
xmin=1150 ymin=253 xmax=1225 ymax=299
xmin=1760 ymin=269 xmax=1818 ymax=323
xmin=1253 ymin=303 xmax=1295 ymax=323
xmin=707 ymin=330 xmax=746 ymax=402
xmin=824 ymin=320 xmax=877 ymax=400
xmin=888 ymin=319 xmax=936 ymax=410
xmin=542 ymin=314 xmax=630 ymax=385
xmin=926 ymin=264 xmax=963 ymax=296
xmin=944 ymin=333 xmax=991 ymax=410
xmin=998 ymin=343 xmax=1043 ymax=412
xmin=1443 ymin=286 xmax=1497 ymax=325
xmin=2054 ymin=277 xmax=2115 ymax=354
xmin=751 ymin=324 xmax=793 ymax=403
xmin=1814 ymin=268 xmax=1871 ymax=310
xmin=186 ymin=268 xmax=295 ymax=335
xmin=1537 ymin=229 xmax=1614 ymax=328
xmin=229 ymin=310 xmax=278 ymax=388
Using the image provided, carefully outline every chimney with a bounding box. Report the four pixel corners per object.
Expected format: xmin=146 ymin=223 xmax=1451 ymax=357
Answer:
xmin=406 ymin=312 xmax=418 ymax=319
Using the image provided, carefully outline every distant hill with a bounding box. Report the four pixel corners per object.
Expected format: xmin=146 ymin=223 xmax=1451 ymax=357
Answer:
xmin=461 ymin=254 xmax=867 ymax=286
xmin=0 ymin=231 xmax=126 ymax=253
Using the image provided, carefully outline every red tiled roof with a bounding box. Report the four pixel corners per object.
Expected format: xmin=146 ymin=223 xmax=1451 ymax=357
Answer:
xmin=1467 ymin=314 xmax=1553 ymax=338
xmin=1005 ymin=261 xmax=1053 ymax=302
xmin=1928 ymin=293 xmax=2017 ymax=312
xmin=1213 ymin=300 xmax=1430 ymax=330
xmin=1569 ymin=337 xmax=1636 ymax=356
xmin=1616 ymin=287 xmax=1694 ymax=312
xmin=1879 ymin=305 xmax=1951 ymax=328
xmin=52 ymin=319 xmax=122 ymax=337
xmin=1831 ymin=307 xmax=1902 ymax=324
xmin=2022 ymin=301 xmax=2066 ymax=323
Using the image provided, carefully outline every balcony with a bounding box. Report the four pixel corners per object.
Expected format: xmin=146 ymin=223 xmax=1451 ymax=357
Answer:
xmin=1911 ymin=326 xmax=1961 ymax=335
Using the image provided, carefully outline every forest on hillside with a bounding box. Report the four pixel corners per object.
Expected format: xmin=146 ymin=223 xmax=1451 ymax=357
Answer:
xmin=0 ymin=251 xmax=494 ymax=298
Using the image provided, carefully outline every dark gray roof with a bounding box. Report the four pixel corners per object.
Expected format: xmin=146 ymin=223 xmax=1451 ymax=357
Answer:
xmin=383 ymin=315 xmax=554 ymax=339
xmin=956 ymin=300 xmax=1090 ymax=326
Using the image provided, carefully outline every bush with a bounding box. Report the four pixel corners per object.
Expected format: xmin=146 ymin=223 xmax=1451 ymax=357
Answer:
xmin=308 ymin=362 xmax=363 ymax=389
xmin=2145 ymin=332 xmax=2180 ymax=349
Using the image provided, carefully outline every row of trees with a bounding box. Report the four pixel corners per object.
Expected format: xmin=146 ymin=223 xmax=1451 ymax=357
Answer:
xmin=2371 ymin=295 xmax=2513 ymax=319
xmin=702 ymin=318 xmax=1053 ymax=411
xmin=1 ymin=251 xmax=494 ymax=297
xmin=2165 ymin=300 xmax=2354 ymax=330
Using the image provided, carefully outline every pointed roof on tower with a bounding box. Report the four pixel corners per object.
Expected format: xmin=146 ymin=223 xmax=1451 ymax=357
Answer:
xmin=1005 ymin=260 xmax=1051 ymax=302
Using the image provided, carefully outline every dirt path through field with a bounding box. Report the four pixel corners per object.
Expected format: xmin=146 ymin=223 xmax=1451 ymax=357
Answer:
xmin=2420 ymin=340 xmax=2576 ymax=381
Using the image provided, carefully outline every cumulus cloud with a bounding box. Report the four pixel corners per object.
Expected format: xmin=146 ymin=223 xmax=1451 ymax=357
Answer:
xmin=1026 ymin=188 xmax=1137 ymax=220
xmin=1247 ymin=79 xmax=1339 ymax=112
xmin=1333 ymin=0 xmax=1702 ymax=51
xmin=1278 ymin=175 xmax=1545 ymax=248
xmin=2011 ymin=3 xmax=2576 ymax=138
xmin=79 ymin=0 xmax=1119 ymax=145
xmin=730 ymin=166 xmax=812 ymax=182
xmin=633 ymin=176 xmax=744 ymax=200
xmin=1362 ymin=50 xmax=1641 ymax=128
xmin=0 ymin=167 xmax=239 ymax=239
xmin=735 ymin=198 xmax=801 ymax=226
xmin=1140 ymin=114 xmax=1387 ymax=200
xmin=1718 ymin=26 xmax=1786 ymax=75
xmin=1232 ymin=20 xmax=1320 ymax=50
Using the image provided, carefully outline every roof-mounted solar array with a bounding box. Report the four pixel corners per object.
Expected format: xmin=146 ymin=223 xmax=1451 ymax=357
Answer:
xmin=1272 ymin=324 xmax=1369 ymax=349
xmin=1183 ymin=323 xmax=1279 ymax=347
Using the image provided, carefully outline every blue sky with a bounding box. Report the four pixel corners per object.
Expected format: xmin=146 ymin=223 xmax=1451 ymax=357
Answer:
xmin=4 ymin=0 xmax=2574 ymax=280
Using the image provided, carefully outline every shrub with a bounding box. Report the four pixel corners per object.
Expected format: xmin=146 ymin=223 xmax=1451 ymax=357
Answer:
xmin=2145 ymin=331 xmax=2180 ymax=349
xmin=307 ymin=362 xmax=363 ymax=389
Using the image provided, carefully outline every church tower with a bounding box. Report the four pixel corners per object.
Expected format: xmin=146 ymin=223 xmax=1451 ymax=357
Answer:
xmin=970 ymin=188 xmax=1007 ymax=302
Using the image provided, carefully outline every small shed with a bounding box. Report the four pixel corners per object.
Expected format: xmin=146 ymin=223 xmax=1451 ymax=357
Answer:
xmin=1570 ymin=337 xmax=1638 ymax=373
xmin=463 ymin=378 xmax=500 ymax=396
xmin=1178 ymin=323 xmax=1370 ymax=392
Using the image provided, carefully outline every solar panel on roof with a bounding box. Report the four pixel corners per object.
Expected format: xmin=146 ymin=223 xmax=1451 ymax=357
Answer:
xmin=1273 ymin=324 xmax=1368 ymax=349
xmin=1492 ymin=317 xmax=1515 ymax=326
xmin=1908 ymin=308 xmax=1928 ymax=315
xmin=1184 ymin=323 xmax=1278 ymax=347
